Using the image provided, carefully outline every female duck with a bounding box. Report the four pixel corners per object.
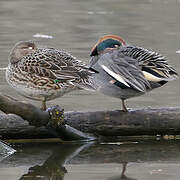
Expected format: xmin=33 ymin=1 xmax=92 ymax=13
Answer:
xmin=6 ymin=41 xmax=94 ymax=110
xmin=90 ymin=35 xmax=178 ymax=111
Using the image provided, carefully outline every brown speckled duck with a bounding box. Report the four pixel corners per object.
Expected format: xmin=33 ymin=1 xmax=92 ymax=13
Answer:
xmin=6 ymin=41 xmax=94 ymax=110
xmin=89 ymin=35 xmax=178 ymax=111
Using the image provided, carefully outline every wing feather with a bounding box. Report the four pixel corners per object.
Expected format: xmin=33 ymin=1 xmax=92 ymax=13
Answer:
xmin=98 ymin=50 xmax=150 ymax=92
xmin=19 ymin=48 xmax=93 ymax=84
xmin=120 ymin=46 xmax=178 ymax=81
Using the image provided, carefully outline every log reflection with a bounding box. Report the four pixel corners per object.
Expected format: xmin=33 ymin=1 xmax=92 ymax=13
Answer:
xmin=4 ymin=139 xmax=180 ymax=180
xmin=19 ymin=143 xmax=92 ymax=180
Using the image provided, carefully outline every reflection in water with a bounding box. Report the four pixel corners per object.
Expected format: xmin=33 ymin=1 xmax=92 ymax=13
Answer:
xmin=19 ymin=143 xmax=92 ymax=180
xmin=19 ymin=153 xmax=132 ymax=180
xmin=20 ymin=164 xmax=67 ymax=180
xmin=107 ymin=162 xmax=137 ymax=180
xmin=2 ymin=139 xmax=178 ymax=180
xmin=18 ymin=142 xmax=134 ymax=180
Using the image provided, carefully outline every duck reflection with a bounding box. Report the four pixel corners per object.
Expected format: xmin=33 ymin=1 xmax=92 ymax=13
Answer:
xmin=16 ymin=139 xmax=180 ymax=180
xmin=19 ymin=143 xmax=92 ymax=180
xmin=107 ymin=162 xmax=137 ymax=180
xmin=18 ymin=142 xmax=136 ymax=180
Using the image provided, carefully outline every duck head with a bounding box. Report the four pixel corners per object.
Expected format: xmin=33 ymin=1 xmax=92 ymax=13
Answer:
xmin=9 ymin=41 xmax=37 ymax=64
xmin=90 ymin=35 xmax=126 ymax=56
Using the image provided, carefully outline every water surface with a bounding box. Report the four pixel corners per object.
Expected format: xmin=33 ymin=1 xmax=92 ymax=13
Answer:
xmin=1 ymin=139 xmax=180 ymax=180
xmin=0 ymin=0 xmax=180 ymax=111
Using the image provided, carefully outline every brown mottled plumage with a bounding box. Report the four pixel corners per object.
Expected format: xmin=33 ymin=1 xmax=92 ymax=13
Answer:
xmin=6 ymin=41 xmax=94 ymax=110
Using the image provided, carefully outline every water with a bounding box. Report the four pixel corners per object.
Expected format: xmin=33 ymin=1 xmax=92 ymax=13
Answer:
xmin=0 ymin=0 xmax=180 ymax=111
xmin=1 ymin=139 xmax=180 ymax=180
xmin=0 ymin=0 xmax=180 ymax=179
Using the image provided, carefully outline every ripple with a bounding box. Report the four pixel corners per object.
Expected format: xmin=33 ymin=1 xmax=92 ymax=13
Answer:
xmin=33 ymin=33 xmax=53 ymax=39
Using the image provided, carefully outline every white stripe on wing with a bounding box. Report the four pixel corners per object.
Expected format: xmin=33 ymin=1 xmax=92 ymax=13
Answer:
xmin=101 ymin=64 xmax=130 ymax=87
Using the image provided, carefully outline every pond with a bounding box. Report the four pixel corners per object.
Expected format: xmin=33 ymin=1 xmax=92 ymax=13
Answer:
xmin=0 ymin=0 xmax=180 ymax=179
xmin=1 ymin=139 xmax=180 ymax=180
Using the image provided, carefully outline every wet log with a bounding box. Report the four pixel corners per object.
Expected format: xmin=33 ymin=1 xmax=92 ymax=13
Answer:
xmin=0 ymin=93 xmax=180 ymax=139
xmin=66 ymin=108 xmax=180 ymax=136
xmin=0 ymin=93 xmax=93 ymax=141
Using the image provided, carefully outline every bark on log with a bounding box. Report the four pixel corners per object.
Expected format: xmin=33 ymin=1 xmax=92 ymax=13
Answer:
xmin=0 ymin=93 xmax=180 ymax=139
xmin=65 ymin=108 xmax=180 ymax=136
xmin=0 ymin=93 xmax=93 ymax=141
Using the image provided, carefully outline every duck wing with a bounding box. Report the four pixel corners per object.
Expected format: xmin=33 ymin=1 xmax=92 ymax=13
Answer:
xmin=97 ymin=49 xmax=150 ymax=92
xmin=120 ymin=45 xmax=178 ymax=82
xmin=18 ymin=48 xmax=94 ymax=88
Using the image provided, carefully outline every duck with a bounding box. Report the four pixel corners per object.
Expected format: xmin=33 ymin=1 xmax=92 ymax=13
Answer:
xmin=89 ymin=35 xmax=178 ymax=111
xmin=6 ymin=41 xmax=94 ymax=110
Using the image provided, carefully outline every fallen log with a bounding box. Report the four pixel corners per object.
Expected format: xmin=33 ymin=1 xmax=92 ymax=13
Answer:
xmin=0 ymin=93 xmax=180 ymax=139
xmin=0 ymin=113 xmax=54 ymax=139
xmin=0 ymin=93 xmax=94 ymax=141
xmin=66 ymin=108 xmax=180 ymax=136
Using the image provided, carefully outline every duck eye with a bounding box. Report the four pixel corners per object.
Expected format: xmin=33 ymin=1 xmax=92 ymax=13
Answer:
xmin=114 ymin=44 xmax=120 ymax=48
xmin=21 ymin=46 xmax=33 ymax=50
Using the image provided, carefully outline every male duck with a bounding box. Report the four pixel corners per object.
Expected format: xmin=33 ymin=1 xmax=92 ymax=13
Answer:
xmin=90 ymin=35 xmax=178 ymax=111
xmin=6 ymin=41 xmax=94 ymax=110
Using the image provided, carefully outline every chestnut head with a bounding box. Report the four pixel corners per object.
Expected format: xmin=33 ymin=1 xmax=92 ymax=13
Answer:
xmin=90 ymin=35 xmax=126 ymax=56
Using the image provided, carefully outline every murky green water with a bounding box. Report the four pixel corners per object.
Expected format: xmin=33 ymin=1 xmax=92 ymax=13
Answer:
xmin=1 ymin=0 xmax=180 ymax=179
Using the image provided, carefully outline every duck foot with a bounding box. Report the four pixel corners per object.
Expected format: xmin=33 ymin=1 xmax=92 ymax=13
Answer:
xmin=121 ymin=162 xmax=127 ymax=177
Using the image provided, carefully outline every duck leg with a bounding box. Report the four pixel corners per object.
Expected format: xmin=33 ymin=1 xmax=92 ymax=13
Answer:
xmin=121 ymin=99 xmax=128 ymax=112
xmin=41 ymin=99 xmax=46 ymax=111
xmin=121 ymin=162 xmax=128 ymax=178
